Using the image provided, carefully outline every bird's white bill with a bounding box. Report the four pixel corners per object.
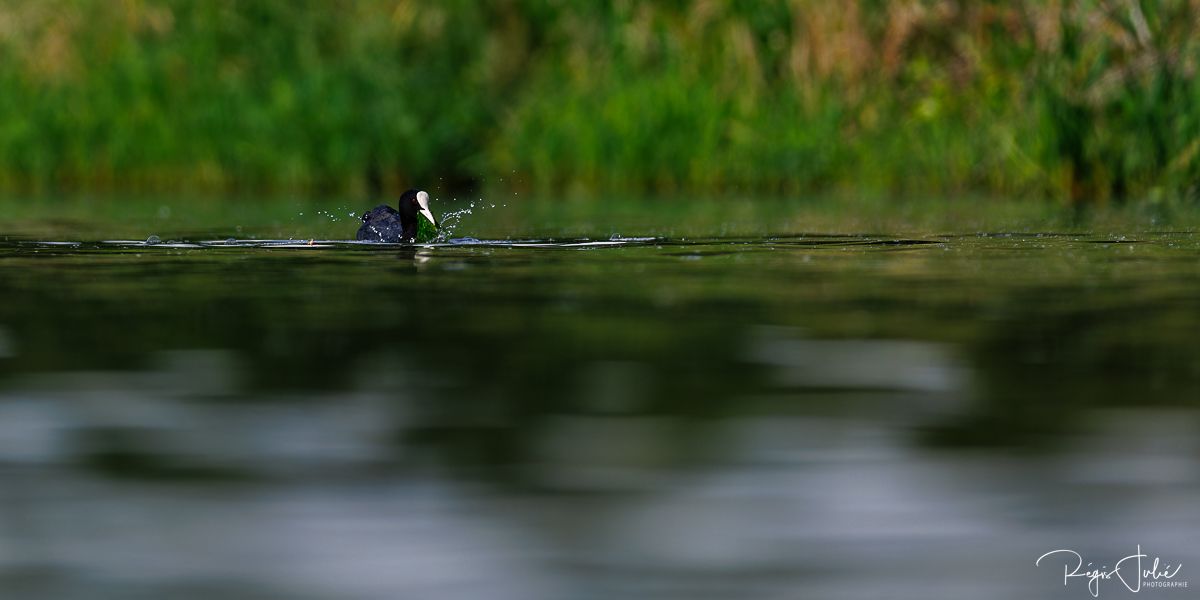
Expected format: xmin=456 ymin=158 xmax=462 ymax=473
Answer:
xmin=416 ymin=190 xmax=438 ymax=228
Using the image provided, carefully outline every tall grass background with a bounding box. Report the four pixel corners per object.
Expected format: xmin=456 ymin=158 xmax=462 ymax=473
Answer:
xmin=1 ymin=0 xmax=1199 ymax=204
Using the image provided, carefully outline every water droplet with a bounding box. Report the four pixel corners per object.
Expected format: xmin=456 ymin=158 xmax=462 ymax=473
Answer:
xmin=145 ymin=235 xmax=161 ymax=245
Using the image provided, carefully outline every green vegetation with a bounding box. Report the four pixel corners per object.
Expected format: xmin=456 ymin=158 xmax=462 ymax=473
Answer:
xmin=2 ymin=0 xmax=1199 ymax=204
xmin=417 ymin=210 xmax=438 ymax=242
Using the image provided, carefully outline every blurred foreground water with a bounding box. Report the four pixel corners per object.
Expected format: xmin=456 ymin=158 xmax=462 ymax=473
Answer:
xmin=1 ymin=198 xmax=1199 ymax=599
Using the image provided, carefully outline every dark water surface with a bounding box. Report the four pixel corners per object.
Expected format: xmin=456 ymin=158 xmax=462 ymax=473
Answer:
xmin=1 ymin=199 xmax=1199 ymax=599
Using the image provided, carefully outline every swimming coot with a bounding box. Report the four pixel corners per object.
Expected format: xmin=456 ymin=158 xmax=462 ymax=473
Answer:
xmin=356 ymin=189 xmax=439 ymax=243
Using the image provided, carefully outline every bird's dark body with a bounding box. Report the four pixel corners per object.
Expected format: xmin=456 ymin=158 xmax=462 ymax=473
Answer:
xmin=356 ymin=204 xmax=416 ymax=243
xmin=356 ymin=189 xmax=434 ymax=243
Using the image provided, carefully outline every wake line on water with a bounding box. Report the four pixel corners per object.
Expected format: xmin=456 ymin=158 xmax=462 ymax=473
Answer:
xmin=8 ymin=236 xmax=668 ymax=250
xmin=3 ymin=236 xmax=964 ymax=253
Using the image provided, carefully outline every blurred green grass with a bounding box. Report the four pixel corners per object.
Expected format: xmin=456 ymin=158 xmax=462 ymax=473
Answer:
xmin=2 ymin=0 xmax=1200 ymax=205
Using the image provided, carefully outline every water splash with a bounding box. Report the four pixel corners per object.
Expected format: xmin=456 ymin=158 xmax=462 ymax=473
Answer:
xmin=435 ymin=206 xmax=475 ymax=242
xmin=432 ymin=196 xmax=505 ymax=243
xmin=313 ymin=207 xmax=353 ymax=223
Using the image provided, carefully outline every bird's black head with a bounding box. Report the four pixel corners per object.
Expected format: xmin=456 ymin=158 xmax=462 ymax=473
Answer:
xmin=399 ymin=188 xmax=438 ymax=229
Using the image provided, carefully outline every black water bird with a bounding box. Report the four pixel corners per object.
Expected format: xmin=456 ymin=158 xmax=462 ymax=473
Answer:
xmin=356 ymin=189 xmax=439 ymax=243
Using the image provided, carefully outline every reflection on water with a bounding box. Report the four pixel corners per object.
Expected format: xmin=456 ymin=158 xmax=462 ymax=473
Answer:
xmin=1 ymin=233 xmax=1199 ymax=599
